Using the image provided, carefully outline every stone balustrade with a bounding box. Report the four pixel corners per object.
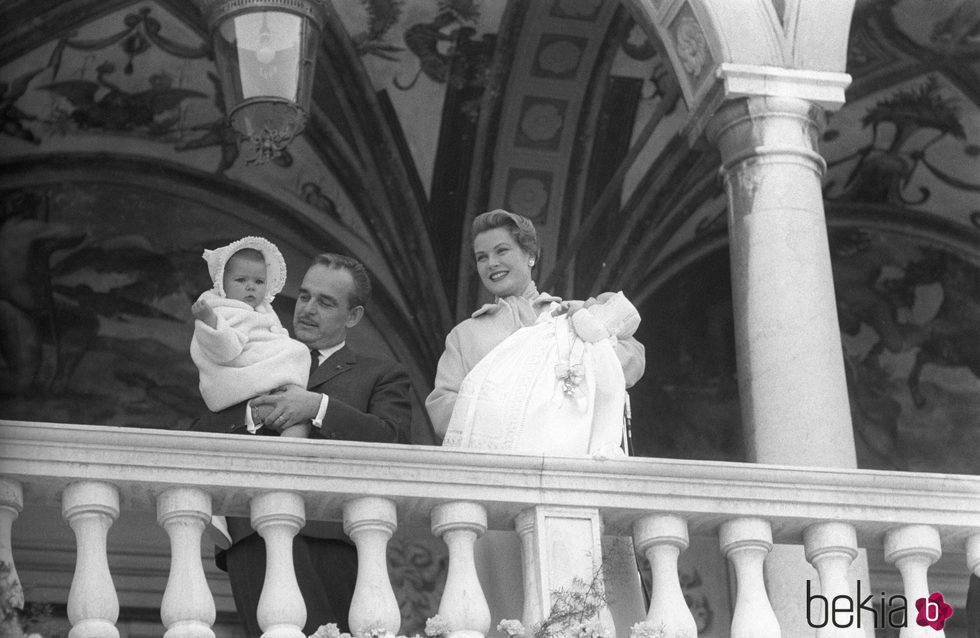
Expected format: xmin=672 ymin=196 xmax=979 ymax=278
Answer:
xmin=2 ymin=420 xmax=979 ymax=638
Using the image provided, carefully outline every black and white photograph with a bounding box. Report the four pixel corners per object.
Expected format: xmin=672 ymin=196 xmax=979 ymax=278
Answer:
xmin=1 ymin=0 xmax=978 ymax=637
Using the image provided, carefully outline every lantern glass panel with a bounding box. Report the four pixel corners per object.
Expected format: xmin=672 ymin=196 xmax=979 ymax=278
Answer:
xmin=216 ymin=11 xmax=306 ymax=101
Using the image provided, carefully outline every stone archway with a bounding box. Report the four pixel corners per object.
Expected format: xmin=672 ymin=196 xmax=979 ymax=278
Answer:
xmin=624 ymin=0 xmax=856 ymax=132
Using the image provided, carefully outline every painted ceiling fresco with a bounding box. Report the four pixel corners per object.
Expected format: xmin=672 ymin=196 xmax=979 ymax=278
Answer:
xmin=0 ymin=0 xmax=978 ymax=476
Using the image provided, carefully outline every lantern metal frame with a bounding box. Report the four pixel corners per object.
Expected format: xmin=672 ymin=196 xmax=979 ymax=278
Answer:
xmin=198 ymin=0 xmax=329 ymax=164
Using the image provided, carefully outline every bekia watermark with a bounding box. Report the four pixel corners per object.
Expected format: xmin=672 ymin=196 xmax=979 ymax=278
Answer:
xmin=806 ymin=580 xmax=953 ymax=630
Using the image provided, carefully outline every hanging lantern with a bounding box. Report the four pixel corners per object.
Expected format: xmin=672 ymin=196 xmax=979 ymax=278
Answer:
xmin=199 ymin=0 xmax=328 ymax=164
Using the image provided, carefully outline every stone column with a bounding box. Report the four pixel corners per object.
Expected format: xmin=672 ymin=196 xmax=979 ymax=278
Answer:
xmin=705 ymin=95 xmax=855 ymax=464
xmin=705 ymin=94 xmax=869 ymax=637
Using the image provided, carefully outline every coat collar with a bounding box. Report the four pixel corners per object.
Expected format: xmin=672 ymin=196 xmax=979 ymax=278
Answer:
xmin=471 ymin=282 xmax=561 ymax=319
xmin=309 ymin=344 xmax=357 ymax=386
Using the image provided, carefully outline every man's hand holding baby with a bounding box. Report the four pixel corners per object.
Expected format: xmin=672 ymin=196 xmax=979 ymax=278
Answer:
xmin=251 ymin=384 xmax=320 ymax=433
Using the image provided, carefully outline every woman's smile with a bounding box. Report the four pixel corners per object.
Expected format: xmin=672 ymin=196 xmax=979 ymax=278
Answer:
xmin=473 ymin=227 xmax=533 ymax=298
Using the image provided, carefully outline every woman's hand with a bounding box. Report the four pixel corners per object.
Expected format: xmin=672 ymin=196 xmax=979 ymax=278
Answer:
xmin=553 ymin=300 xmax=586 ymax=317
xmin=191 ymin=298 xmax=218 ymax=329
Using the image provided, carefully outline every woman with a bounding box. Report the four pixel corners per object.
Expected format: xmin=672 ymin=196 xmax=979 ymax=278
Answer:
xmin=425 ymin=209 xmax=648 ymax=630
xmin=426 ymin=209 xmax=645 ymax=448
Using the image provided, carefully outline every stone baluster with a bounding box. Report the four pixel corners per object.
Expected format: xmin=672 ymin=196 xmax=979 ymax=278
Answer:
xmin=632 ymin=514 xmax=697 ymax=638
xmin=719 ymin=518 xmax=781 ymax=638
xmin=431 ymin=502 xmax=491 ymax=638
xmin=0 ymin=480 xmax=24 ymax=610
xmin=253 ymin=492 xmax=306 ymax=638
xmin=884 ymin=525 xmax=944 ymax=638
xmin=62 ymin=481 xmax=120 ymax=638
xmin=157 ymin=488 xmax=216 ymax=638
xmin=803 ymin=522 xmax=863 ymax=637
xmin=968 ymin=533 xmax=980 ymax=578
xmin=344 ymin=497 xmax=400 ymax=636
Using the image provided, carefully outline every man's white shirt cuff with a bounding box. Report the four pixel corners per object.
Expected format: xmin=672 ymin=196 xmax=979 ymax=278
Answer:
xmin=312 ymin=394 xmax=329 ymax=429
xmin=245 ymin=399 xmax=261 ymax=433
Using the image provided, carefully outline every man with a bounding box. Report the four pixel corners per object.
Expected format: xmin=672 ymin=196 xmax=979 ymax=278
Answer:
xmin=193 ymin=253 xmax=412 ymax=637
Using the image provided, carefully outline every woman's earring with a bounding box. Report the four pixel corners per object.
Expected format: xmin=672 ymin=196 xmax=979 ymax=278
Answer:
xmin=529 ymin=259 xmax=535 ymax=267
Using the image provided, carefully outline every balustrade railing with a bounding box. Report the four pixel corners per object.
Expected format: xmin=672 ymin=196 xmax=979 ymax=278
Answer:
xmin=1 ymin=420 xmax=979 ymax=638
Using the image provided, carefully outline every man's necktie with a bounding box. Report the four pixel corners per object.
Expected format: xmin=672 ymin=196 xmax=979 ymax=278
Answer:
xmin=309 ymin=349 xmax=320 ymax=378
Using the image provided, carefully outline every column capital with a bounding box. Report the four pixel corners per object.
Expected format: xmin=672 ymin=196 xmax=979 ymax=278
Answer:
xmin=688 ymin=63 xmax=850 ymax=147
xmin=718 ymin=64 xmax=851 ymax=111
xmin=704 ymin=95 xmax=827 ymax=177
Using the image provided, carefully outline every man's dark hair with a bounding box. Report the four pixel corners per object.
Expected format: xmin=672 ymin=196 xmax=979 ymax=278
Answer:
xmin=312 ymin=253 xmax=372 ymax=308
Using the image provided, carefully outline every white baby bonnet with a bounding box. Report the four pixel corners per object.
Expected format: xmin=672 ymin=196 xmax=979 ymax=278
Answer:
xmin=203 ymin=236 xmax=288 ymax=304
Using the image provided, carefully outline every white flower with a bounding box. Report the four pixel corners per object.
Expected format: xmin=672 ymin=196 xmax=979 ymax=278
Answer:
xmin=496 ymin=619 xmax=526 ymax=638
xmin=425 ymin=615 xmax=452 ymax=637
xmin=629 ymin=621 xmax=666 ymax=638
xmin=309 ymin=624 xmax=345 ymax=638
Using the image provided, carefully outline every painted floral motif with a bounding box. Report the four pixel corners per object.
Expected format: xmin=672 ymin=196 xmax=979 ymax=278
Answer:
xmin=520 ymin=103 xmax=563 ymax=142
xmin=826 ymin=76 xmax=972 ymax=207
xmin=674 ymin=15 xmax=708 ymax=77
xmin=508 ymin=177 xmax=549 ymax=218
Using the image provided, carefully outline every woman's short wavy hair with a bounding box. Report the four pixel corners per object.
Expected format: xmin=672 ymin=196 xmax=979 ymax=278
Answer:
xmin=471 ymin=209 xmax=540 ymax=261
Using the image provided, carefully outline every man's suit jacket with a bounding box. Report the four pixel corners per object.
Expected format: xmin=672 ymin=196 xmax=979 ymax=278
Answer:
xmin=192 ymin=345 xmax=412 ymax=552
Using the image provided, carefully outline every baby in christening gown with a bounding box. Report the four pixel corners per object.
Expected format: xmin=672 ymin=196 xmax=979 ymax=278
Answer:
xmin=443 ymin=291 xmax=641 ymax=457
